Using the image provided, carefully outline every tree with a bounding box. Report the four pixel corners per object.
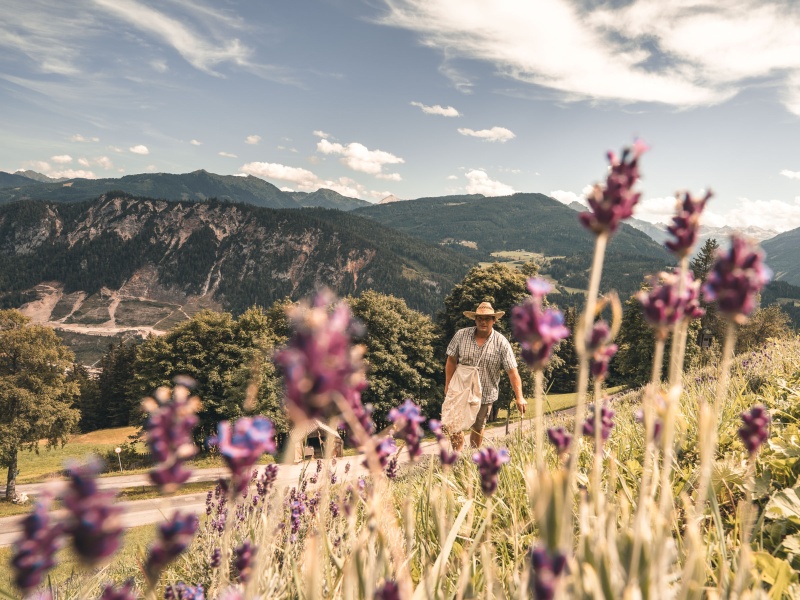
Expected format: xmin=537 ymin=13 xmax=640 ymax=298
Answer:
xmin=548 ymin=306 xmax=580 ymax=393
xmin=68 ymin=362 xmax=102 ymax=433
xmin=128 ymin=308 xmax=286 ymax=442
xmin=736 ymin=304 xmax=792 ymax=353
xmin=691 ymin=238 xmax=724 ymax=342
xmin=95 ymin=339 xmax=138 ymax=429
xmin=347 ymin=291 xmax=440 ymax=429
xmin=0 ymin=310 xmax=80 ymax=500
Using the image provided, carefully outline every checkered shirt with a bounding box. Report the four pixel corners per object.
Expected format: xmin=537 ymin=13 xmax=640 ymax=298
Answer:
xmin=446 ymin=327 xmax=517 ymax=405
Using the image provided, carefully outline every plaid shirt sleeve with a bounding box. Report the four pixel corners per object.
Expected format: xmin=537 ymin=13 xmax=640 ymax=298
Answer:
xmin=500 ymin=336 xmax=518 ymax=371
xmin=446 ymin=328 xmax=464 ymax=358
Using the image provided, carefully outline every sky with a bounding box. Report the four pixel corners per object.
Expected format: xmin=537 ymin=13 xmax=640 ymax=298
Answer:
xmin=3 ymin=0 xmax=800 ymax=232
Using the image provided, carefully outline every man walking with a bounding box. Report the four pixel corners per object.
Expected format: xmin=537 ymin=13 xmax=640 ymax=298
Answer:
xmin=445 ymin=302 xmax=527 ymax=450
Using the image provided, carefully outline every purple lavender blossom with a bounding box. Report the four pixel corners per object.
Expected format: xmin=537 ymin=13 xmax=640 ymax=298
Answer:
xmin=257 ymin=464 xmax=278 ymax=497
xmin=366 ymin=436 xmax=398 ymax=472
xmin=374 ymin=580 xmax=401 ymax=600
xmin=330 ymin=499 xmax=340 ymax=518
xmin=582 ymin=404 xmax=615 ymax=443
xmin=99 ymin=580 xmax=136 ymax=600
xmin=11 ymin=493 xmax=64 ymax=594
xmin=546 ymin=427 xmax=572 ymax=457
xmin=385 ymin=456 xmax=399 ymax=479
xmin=210 ymin=547 xmax=221 ymax=568
xmin=164 ymin=582 xmax=205 ymax=600
xmin=665 ymin=190 xmax=712 ymax=258
xmin=209 ymin=416 xmax=276 ymax=496
xmin=512 ymin=278 xmax=570 ymax=370
xmin=739 ymin=405 xmax=770 ymax=455
xmin=389 ymin=398 xmax=426 ymax=460
xmin=579 ymin=140 xmax=648 ymax=236
xmin=472 ymin=447 xmax=511 ymax=497
xmin=61 ymin=459 xmax=123 ymax=565
xmin=638 ymin=271 xmax=706 ymax=340
xmin=429 ymin=419 xmax=458 ymax=466
xmin=274 ymin=291 xmax=371 ymax=435
xmin=144 ymin=512 xmax=199 ymax=582
xmin=703 ymin=236 xmax=772 ymax=323
xmin=528 ymin=545 xmax=567 ymax=600
xmin=634 ymin=409 xmax=662 ymax=444
xmin=142 ymin=383 xmax=200 ymax=493
xmin=587 ymin=320 xmax=618 ymax=381
xmin=234 ymin=539 xmax=257 ymax=583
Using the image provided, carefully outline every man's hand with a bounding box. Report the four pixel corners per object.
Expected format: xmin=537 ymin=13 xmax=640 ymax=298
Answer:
xmin=515 ymin=398 xmax=527 ymax=415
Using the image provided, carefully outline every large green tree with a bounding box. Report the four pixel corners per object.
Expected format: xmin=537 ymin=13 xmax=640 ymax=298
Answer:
xmin=0 ymin=310 xmax=80 ymax=500
xmin=94 ymin=339 xmax=138 ymax=429
xmin=347 ymin=291 xmax=440 ymax=429
xmin=128 ymin=307 xmax=286 ymax=442
xmin=691 ymin=238 xmax=724 ymax=342
xmin=736 ymin=304 xmax=792 ymax=354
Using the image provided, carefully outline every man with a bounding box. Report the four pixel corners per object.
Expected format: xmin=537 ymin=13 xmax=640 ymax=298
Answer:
xmin=445 ymin=301 xmax=527 ymax=450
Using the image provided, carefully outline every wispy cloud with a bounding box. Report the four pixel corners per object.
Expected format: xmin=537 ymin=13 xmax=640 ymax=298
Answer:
xmin=465 ymin=170 xmax=516 ymax=196
xmin=313 ymin=130 xmax=331 ymax=139
xmin=95 ymin=156 xmax=114 ymax=169
xmin=780 ymin=169 xmax=800 ymax=180
xmin=72 ymin=134 xmax=100 ymax=143
xmin=51 ymin=155 xmax=73 ymax=164
xmin=190 ymin=139 xmax=202 ymax=146
xmin=316 ymin=139 xmax=405 ymax=176
xmin=410 ymin=101 xmax=461 ymax=117
xmin=458 ymin=126 xmax=515 ymax=143
xmin=129 ymin=145 xmax=149 ymax=155
xmin=240 ymin=161 xmax=384 ymax=199
xmin=219 ymin=151 xmax=238 ymax=158
xmin=245 ymin=135 xmax=261 ymax=145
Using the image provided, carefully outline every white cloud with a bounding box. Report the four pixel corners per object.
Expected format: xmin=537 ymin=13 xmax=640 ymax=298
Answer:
xmin=77 ymin=157 xmax=90 ymax=167
xmin=316 ymin=139 xmax=405 ymax=176
xmin=447 ymin=175 xmax=459 ymax=180
xmin=465 ymin=170 xmax=516 ymax=196
xmin=71 ymin=134 xmax=99 ymax=143
xmin=458 ymin=126 xmax=516 ymax=143
xmin=150 ymin=59 xmax=168 ymax=73
xmin=190 ymin=139 xmax=202 ymax=146
xmin=240 ymin=161 xmax=386 ymax=199
xmin=376 ymin=173 xmax=402 ymax=181
xmin=780 ymin=169 xmax=800 ymax=180
xmin=23 ymin=161 xmax=51 ymax=172
xmin=145 ymin=164 xmax=158 ymax=172
xmin=245 ymin=135 xmax=261 ymax=145
xmin=50 ymin=169 xmax=96 ymax=179
xmin=379 ymin=0 xmax=800 ymax=114
xmin=95 ymin=156 xmax=114 ymax=169
xmin=634 ymin=195 xmax=680 ymax=224
xmin=313 ymin=130 xmax=331 ymax=139
xmin=218 ymin=151 xmax=238 ymax=158
xmin=410 ymin=101 xmax=461 ymax=117
xmin=549 ymin=187 xmax=592 ymax=207
xmin=130 ymin=145 xmax=150 ymax=155
xmin=703 ymin=197 xmax=800 ymax=233
xmin=51 ymin=155 xmax=73 ymax=164
xmin=108 ymin=146 xmax=124 ymax=153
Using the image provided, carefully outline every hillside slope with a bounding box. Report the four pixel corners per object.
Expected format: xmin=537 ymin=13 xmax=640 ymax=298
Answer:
xmin=763 ymin=226 xmax=800 ymax=286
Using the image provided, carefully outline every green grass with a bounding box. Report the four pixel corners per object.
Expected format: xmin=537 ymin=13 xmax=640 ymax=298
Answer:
xmin=488 ymin=385 xmax=626 ymax=426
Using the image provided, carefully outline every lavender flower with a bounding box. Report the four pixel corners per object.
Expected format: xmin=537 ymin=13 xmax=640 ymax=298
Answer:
xmin=638 ymin=271 xmax=705 ymax=340
xmin=99 ymin=580 xmax=136 ymax=600
xmin=375 ymin=580 xmax=401 ymax=600
xmin=579 ymin=140 xmax=647 ymax=236
xmin=144 ymin=512 xmax=199 ymax=582
xmin=11 ymin=493 xmax=63 ymax=594
xmin=234 ymin=539 xmax=257 ymax=583
xmin=164 ymin=582 xmax=205 ymax=600
xmin=367 ymin=436 xmax=398 ymax=472
xmin=582 ymin=404 xmax=615 ymax=443
xmin=429 ymin=419 xmax=458 ymax=466
xmin=274 ymin=291 xmax=370 ymax=433
xmin=257 ymin=464 xmax=278 ymax=497
xmin=472 ymin=447 xmax=510 ymax=497
xmin=61 ymin=459 xmax=123 ymax=565
xmin=142 ymin=383 xmax=200 ymax=493
xmin=512 ymin=278 xmax=570 ymax=370
xmin=209 ymin=416 xmax=276 ymax=495
xmin=210 ymin=547 xmax=221 ymax=568
xmin=546 ymin=427 xmax=572 ymax=457
xmin=665 ymin=190 xmax=712 ymax=258
xmin=385 ymin=456 xmax=399 ymax=479
xmin=703 ymin=236 xmax=772 ymax=323
xmin=739 ymin=405 xmax=770 ymax=455
xmin=587 ymin=320 xmax=618 ymax=381
xmin=528 ymin=545 xmax=567 ymax=600
xmin=388 ymin=398 xmax=426 ymax=460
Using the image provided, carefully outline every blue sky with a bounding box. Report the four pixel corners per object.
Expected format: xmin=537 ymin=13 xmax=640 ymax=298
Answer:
xmin=3 ymin=0 xmax=800 ymax=232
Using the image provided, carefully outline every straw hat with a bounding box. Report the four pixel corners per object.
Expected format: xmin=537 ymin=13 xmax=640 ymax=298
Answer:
xmin=463 ymin=301 xmax=505 ymax=319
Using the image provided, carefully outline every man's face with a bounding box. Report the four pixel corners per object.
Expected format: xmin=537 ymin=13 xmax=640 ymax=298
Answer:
xmin=475 ymin=315 xmax=495 ymax=334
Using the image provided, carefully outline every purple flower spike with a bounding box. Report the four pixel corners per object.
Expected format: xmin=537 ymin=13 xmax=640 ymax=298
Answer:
xmin=512 ymin=282 xmax=570 ymax=371
xmin=99 ymin=580 xmax=137 ymax=600
xmin=580 ymin=140 xmax=648 ymax=236
xmin=144 ymin=512 xmax=199 ymax=583
xmin=274 ymin=291 xmax=371 ymax=432
xmin=375 ymin=580 xmax=401 ymax=600
xmin=142 ymin=383 xmax=200 ymax=494
xmin=665 ymin=190 xmax=712 ymax=258
xmin=234 ymin=539 xmax=257 ymax=583
xmin=62 ymin=459 xmax=123 ymax=565
xmin=210 ymin=416 xmax=276 ymax=496
xmin=428 ymin=419 xmax=458 ymax=466
xmin=389 ymin=398 xmax=426 ymax=461
xmin=367 ymin=436 xmax=398 ymax=472
xmin=639 ymin=271 xmax=705 ymax=340
xmin=164 ymin=582 xmax=205 ymax=600
xmin=529 ymin=544 xmax=567 ymax=600
xmin=385 ymin=455 xmax=399 ymax=479
xmin=473 ymin=447 xmax=511 ymax=497
xmin=587 ymin=320 xmax=617 ymax=381
xmin=739 ymin=405 xmax=770 ymax=455
xmin=11 ymin=493 xmax=64 ymax=594
xmin=582 ymin=403 xmax=615 ymax=444
xmin=547 ymin=427 xmax=572 ymax=457
xmin=703 ymin=236 xmax=772 ymax=323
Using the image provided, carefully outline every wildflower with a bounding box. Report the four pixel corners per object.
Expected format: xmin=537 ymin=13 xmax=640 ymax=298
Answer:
xmin=665 ymin=190 xmax=712 ymax=258
xmin=739 ymin=405 xmax=770 ymax=455
xmin=144 ymin=512 xmax=199 ymax=583
xmin=580 ymin=140 xmax=647 ymax=236
xmin=330 ymin=499 xmax=340 ymax=518
xmin=61 ymin=459 xmax=123 ymax=565
xmin=385 ymin=456 xmax=399 ymax=479
xmin=209 ymin=416 xmax=276 ymax=496
xmin=375 ymin=580 xmax=401 ymax=600
xmin=142 ymin=382 xmax=200 ymax=494
xmin=512 ymin=278 xmax=570 ymax=370
xmin=210 ymin=547 xmax=221 ymax=568
xmin=365 ymin=436 xmax=397 ymax=472
xmin=639 ymin=271 xmax=705 ymax=340
xmin=547 ymin=427 xmax=572 ymax=457
xmin=164 ymin=582 xmax=205 ymax=600
xmin=587 ymin=320 xmax=618 ymax=381
xmin=99 ymin=580 xmax=136 ymax=600
xmin=11 ymin=492 xmax=63 ymax=594
xmin=528 ymin=544 xmax=567 ymax=600
xmin=582 ymin=403 xmax=615 ymax=443
xmin=234 ymin=539 xmax=257 ymax=583
xmin=472 ymin=447 xmax=510 ymax=497
xmin=389 ymin=398 xmax=426 ymax=460
xmin=703 ymin=236 xmax=772 ymax=323
xmin=257 ymin=464 xmax=278 ymax=497
xmin=274 ymin=291 xmax=370 ymax=431
xmin=429 ymin=419 xmax=458 ymax=466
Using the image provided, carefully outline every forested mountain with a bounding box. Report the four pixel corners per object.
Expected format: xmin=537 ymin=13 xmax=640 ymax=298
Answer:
xmin=0 ymin=171 xmax=39 ymax=189
xmin=288 ymin=188 xmax=371 ymax=210
xmin=763 ymin=226 xmax=800 ymax=286
xmin=0 ymin=194 xmax=473 ymax=324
